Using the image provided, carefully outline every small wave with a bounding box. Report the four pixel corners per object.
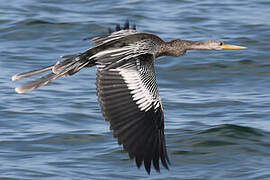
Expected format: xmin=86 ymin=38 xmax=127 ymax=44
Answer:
xmin=199 ymin=124 xmax=264 ymax=138
xmin=165 ymin=59 xmax=261 ymax=73
xmin=20 ymin=19 xmax=75 ymax=27
xmin=169 ymin=124 xmax=269 ymax=153
xmin=236 ymin=59 xmax=256 ymax=65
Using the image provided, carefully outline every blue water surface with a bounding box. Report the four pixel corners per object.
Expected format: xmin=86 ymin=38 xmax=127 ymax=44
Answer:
xmin=1 ymin=0 xmax=270 ymax=179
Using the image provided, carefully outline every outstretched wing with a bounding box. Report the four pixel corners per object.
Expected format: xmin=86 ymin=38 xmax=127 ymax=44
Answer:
xmin=96 ymin=54 xmax=169 ymax=174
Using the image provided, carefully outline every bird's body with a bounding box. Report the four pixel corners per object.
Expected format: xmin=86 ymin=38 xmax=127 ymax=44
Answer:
xmin=12 ymin=21 xmax=246 ymax=174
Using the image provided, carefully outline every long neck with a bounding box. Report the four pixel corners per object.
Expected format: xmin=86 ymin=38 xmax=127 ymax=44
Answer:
xmin=158 ymin=39 xmax=209 ymax=57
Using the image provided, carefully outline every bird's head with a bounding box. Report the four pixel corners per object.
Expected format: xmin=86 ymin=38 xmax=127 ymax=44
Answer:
xmin=200 ymin=40 xmax=247 ymax=50
xmin=158 ymin=39 xmax=247 ymax=57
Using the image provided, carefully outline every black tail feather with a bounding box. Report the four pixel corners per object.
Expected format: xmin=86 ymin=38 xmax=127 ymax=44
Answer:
xmin=108 ymin=27 xmax=113 ymax=33
xmin=132 ymin=23 xmax=136 ymax=30
xmin=124 ymin=20 xmax=129 ymax=30
xmin=110 ymin=20 xmax=136 ymax=33
xmin=115 ymin=24 xmax=121 ymax=31
xmin=84 ymin=20 xmax=137 ymax=41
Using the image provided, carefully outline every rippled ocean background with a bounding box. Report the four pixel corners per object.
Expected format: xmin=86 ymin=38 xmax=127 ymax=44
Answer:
xmin=1 ymin=0 xmax=270 ymax=179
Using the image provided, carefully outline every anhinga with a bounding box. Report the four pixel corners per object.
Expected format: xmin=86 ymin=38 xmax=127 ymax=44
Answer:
xmin=12 ymin=21 xmax=246 ymax=174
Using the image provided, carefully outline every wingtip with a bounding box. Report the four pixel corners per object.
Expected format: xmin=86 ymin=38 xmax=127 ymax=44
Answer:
xmin=145 ymin=167 xmax=151 ymax=175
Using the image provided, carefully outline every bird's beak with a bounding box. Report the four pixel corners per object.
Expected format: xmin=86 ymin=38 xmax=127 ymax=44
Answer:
xmin=221 ymin=43 xmax=247 ymax=49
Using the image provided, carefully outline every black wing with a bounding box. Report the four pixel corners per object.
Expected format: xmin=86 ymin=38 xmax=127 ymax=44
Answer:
xmin=96 ymin=54 xmax=169 ymax=174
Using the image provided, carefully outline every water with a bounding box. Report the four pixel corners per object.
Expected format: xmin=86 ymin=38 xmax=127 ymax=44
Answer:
xmin=1 ymin=0 xmax=270 ymax=179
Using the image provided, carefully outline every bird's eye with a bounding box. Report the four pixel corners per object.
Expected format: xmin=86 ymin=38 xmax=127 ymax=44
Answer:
xmin=220 ymin=42 xmax=224 ymax=46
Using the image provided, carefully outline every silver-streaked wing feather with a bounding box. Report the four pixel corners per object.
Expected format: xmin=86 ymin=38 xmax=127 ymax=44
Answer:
xmin=96 ymin=54 xmax=169 ymax=174
xmin=91 ymin=29 xmax=139 ymax=47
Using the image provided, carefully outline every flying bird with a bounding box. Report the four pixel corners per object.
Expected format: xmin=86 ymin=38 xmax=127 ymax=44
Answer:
xmin=12 ymin=20 xmax=246 ymax=174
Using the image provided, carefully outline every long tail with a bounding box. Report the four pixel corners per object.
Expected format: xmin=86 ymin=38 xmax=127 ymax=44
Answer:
xmin=12 ymin=56 xmax=92 ymax=93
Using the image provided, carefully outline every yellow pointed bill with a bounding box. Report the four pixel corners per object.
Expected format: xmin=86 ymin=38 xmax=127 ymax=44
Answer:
xmin=221 ymin=43 xmax=247 ymax=49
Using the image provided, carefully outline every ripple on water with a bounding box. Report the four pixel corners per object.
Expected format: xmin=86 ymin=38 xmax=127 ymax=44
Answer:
xmin=2 ymin=0 xmax=270 ymax=179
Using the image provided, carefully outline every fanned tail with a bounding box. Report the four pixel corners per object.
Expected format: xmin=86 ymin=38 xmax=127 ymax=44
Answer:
xmin=12 ymin=56 xmax=91 ymax=93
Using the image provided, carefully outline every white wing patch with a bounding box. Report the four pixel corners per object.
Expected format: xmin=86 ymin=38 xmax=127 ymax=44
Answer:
xmin=93 ymin=34 xmax=162 ymax=113
xmin=117 ymin=63 xmax=160 ymax=112
xmin=91 ymin=30 xmax=138 ymax=47
xmin=92 ymin=39 xmax=159 ymax=67
xmin=90 ymin=46 xmax=133 ymax=60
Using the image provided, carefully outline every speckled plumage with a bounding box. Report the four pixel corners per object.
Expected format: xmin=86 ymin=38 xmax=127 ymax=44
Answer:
xmin=12 ymin=20 xmax=243 ymax=174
